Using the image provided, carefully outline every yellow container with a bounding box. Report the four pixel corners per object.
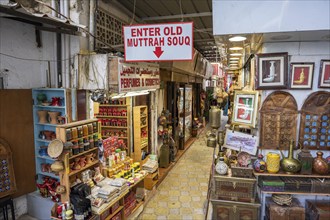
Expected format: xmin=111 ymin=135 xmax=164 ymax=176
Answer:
xmin=266 ymin=152 xmax=281 ymax=173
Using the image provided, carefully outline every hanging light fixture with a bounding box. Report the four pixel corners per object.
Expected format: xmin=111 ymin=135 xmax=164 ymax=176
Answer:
xmin=229 ymin=36 xmax=246 ymax=42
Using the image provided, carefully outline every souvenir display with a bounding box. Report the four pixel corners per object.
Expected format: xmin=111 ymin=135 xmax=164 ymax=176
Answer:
xmin=279 ymin=140 xmax=301 ymax=174
xmin=266 ymin=152 xmax=281 ymax=173
xmin=299 ymin=91 xmax=330 ymax=150
xmin=253 ymin=154 xmax=267 ymax=173
xmin=313 ymin=151 xmax=329 ymax=175
xmin=215 ymin=157 xmax=228 ymax=175
xmin=260 ymin=91 xmax=298 ymax=149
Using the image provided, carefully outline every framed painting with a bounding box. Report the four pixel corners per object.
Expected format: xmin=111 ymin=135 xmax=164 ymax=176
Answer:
xmin=255 ymin=52 xmax=288 ymax=90
xmin=232 ymin=90 xmax=259 ymax=128
xmin=289 ymin=62 xmax=314 ymax=89
xmin=318 ymin=60 xmax=330 ymax=88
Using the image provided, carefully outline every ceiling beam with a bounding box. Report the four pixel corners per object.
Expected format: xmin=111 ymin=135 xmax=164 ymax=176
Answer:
xmin=141 ymin=12 xmax=212 ymax=21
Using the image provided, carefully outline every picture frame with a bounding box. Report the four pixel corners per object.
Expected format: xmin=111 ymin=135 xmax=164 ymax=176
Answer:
xmin=289 ymin=62 xmax=314 ymax=89
xmin=232 ymin=90 xmax=259 ymax=128
xmin=224 ymin=128 xmax=259 ymax=155
xmin=255 ymin=52 xmax=288 ymax=90
xmin=318 ymin=60 xmax=330 ymax=88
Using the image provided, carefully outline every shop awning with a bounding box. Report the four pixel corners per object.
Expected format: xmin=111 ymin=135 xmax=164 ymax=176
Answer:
xmin=0 ymin=3 xmax=85 ymax=36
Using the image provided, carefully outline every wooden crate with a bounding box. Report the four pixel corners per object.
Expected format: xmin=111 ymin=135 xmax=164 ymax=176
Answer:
xmin=265 ymin=197 xmax=305 ymax=220
xmin=210 ymin=198 xmax=260 ymax=220
xmin=311 ymin=178 xmax=330 ymax=193
xmin=258 ymin=176 xmax=284 ymax=192
xmin=306 ymin=200 xmax=330 ymax=220
xmin=281 ymin=177 xmax=311 ymax=193
xmin=213 ymin=174 xmax=256 ymax=203
xmin=144 ymin=169 xmax=159 ymax=190
xmin=231 ymin=166 xmax=254 ymax=178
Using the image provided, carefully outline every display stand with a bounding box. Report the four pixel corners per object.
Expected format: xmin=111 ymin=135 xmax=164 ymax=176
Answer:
xmin=56 ymin=119 xmax=99 ymax=202
xmin=96 ymin=97 xmax=131 ymax=155
xmin=32 ymin=88 xmax=72 ymax=183
xmin=132 ymin=106 xmax=148 ymax=162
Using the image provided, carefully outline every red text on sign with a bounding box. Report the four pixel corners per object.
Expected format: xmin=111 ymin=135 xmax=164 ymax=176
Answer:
xmin=131 ymin=27 xmax=161 ymax=37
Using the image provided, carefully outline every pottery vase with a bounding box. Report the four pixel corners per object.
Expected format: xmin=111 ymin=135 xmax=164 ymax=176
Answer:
xmin=50 ymin=160 xmax=64 ymax=173
xmin=215 ymin=157 xmax=228 ymax=175
xmin=48 ymin=111 xmax=61 ymax=124
xmin=43 ymin=130 xmax=53 ymax=140
xmin=86 ymin=153 xmax=95 ymax=164
xmin=266 ymin=152 xmax=280 ymax=173
xmin=313 ymin=151 xmax=329 ymax=175
xmin=37 ymin=93 xmax=47 ymax=104
xmin=37 ymin=110 xmax=48 ymax=123
xmin=253 ymin=154 xmax=267 ymax=173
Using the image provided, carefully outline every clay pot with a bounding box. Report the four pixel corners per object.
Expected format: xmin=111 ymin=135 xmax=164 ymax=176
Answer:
xmin=37 ymin=110 xmax=48 ymax=123
xmin=73 ymin=158 xmax=81 ymax=170
xmin=43 ymin=130 xmax=53 ymax=140
xmin=86 ymin=153 xmax=96 ymax=164
xmin=48 ymin=111 xmax=61 ymax=124
xmin=79 ymin=156 xmax=87 ymax=167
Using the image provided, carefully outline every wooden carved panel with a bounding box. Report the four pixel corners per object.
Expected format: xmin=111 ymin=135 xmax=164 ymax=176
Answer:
xmin=299 ymin=91 xmax=330 ymax=150
xmin=260 ymin=91 xmax=298 ymax=149
xmin=0 ymin=138 xmax=17 ymax=198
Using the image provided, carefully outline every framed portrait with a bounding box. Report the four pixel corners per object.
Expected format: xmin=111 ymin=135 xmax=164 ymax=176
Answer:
xmin=255 ymin=52 xmax=288 ymax=90
xmin=318 ymin=60 xmax=330 ymax=88
xmin=232 ymin=90 xmax=259 ymax=128
xmin=289 ymin=62 xmax=314 ymax=89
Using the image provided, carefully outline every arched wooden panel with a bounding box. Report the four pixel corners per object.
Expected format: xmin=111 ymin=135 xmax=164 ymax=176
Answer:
xmin=299 ymin=91 xmax=330 ymax=150
xmin=0 ymin=138 xmax=17 ymax=198
xmin=260 ymin=91 xmax=298 ymax=149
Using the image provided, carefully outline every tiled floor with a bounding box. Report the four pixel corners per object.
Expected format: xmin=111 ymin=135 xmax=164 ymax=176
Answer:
xmin=138 ymin=128 xmax=214 ymax=220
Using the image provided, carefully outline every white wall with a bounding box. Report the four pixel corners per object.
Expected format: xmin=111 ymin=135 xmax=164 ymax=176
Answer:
xmin=213 ymin=0 xmax=330 ymax=35
xmin=0 ymin=18 xmax=56 ymax=88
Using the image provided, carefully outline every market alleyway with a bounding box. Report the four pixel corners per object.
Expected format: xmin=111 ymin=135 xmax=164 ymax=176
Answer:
xmin=138 ymin=128 xmax=214 ymax=220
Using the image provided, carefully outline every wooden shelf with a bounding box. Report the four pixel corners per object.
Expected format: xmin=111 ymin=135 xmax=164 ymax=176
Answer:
xmin=69 ymin=160 xmax=99 ymax=176
xmin=69 ymin=147 xmax=98 ymax=160
xmin=38 ymin=171 xmax=59 ymax=179
xmin=102 ymin=136 xmax=128 ymax=139
xmin=34 ymin=105 xmax=65 ymax=109
xmin=56 ymin=119 xmax=97 ymax=128
xmin=254 ymin=171 xmax=330 ymax=178
xmin=96 ymin=115 xmax=127 ymax=119
xmin=261 ymin=190 xmax=330 ymax=196
xmin=127 ymin=202 xmax=144 ymax=219
xmin=105 ymin=206 xmax=124 ymax=220
xmin=133 ymin=106 xmax=148 ymax=162
xmin=99 ymin=104 xmax=128 ymax=107
xmin=36 ymin=155 xmax=55 ymax=161
xmin=67 ymin=132 xmax=99 ymax=142
xmin=101 ymin=126 xmax=128 ymax=129
xmin=96 ymin=190 xmax=129 ymax=215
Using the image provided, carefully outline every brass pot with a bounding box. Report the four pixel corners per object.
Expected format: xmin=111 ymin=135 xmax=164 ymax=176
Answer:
xmin=313 ymin=151 xmax=329 ymax=175
xmin=280 ymin=140 xmax=301 ymax=174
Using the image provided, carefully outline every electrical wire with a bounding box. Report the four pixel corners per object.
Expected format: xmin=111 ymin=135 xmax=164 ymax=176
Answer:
xmin=0 ymin=52 xmax=77 ymax=62
xmin=179 ymin=0 xmax=184 ymax=22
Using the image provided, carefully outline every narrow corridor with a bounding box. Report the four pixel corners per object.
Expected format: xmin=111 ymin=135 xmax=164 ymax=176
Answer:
xmin=139 ymin=128 xmax=214 ymax=220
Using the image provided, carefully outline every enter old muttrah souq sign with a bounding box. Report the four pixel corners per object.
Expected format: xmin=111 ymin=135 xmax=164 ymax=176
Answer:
xmin=123 ymin=22 xmax=193 ymax=62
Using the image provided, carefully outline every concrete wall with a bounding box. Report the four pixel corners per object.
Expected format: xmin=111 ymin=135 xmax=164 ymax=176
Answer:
xmin=0 ymin=18 xmax=56 ymax=88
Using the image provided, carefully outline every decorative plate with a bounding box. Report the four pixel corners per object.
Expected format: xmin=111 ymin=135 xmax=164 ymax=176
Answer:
xmin=237 ymin=151 xmax=252 ymax=167
xmin=47 ymin=139 xmax=63 ymax=158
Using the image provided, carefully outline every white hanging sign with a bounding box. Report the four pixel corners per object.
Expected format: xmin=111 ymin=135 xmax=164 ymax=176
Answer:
xmin=118 ymin=58 xmax=160 ymax=93
xmin=123 ymin=22 xmax=193 ymax=62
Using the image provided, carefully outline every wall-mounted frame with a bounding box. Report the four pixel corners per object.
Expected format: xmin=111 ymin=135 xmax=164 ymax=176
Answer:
xmin=255 ymin=52 xmax=288 ymax=90
xmin=232 ymin=90 xmax=259 ymax=128
xmin=289 ymin=62 xmax=314 ymax=89
xmin=318 ymin=60 xmax=330 ymax=88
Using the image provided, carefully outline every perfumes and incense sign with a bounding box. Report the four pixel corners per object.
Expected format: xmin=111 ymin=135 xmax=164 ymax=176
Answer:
xmin=118 ymin=58 xmax=160 ymax=93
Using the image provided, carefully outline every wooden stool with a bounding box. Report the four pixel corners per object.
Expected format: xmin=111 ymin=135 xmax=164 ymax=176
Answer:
xmin=0 ymin=196 xmax=15 ymax=220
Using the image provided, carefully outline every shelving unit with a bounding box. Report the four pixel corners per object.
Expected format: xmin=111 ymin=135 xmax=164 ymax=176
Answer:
xmin=255 ymin=171 xmax=330 ymax=219
xmin=94 ymin=174 xmax=146 ymax=220
xmin=132 ymin=106 xmax=148 ymax=162
xmin=95 ymin=98 xmax=131 ymax=155
xmin=56 ymin=119 xmax=100 ymax=202
xmin=32 ymin=88 xmax=72 ymax=183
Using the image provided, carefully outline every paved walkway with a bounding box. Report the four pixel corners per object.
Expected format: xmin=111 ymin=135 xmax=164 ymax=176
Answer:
xmin=139 ymin=128 xmax=214 ymax=220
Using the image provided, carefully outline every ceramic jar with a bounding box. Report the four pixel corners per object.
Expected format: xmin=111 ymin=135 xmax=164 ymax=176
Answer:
xmin=313 ymin=151 xmax=329 ymax=175
xmin=266 ymin=152 xmax=280 ymax=173
xmin=253 ymin=154 xmax=267 ymax=173
xmin=48 ymin=111 xmax=60 ymax=124
xmin=37 ymin=110 xmax=48 ymax=123
xmin=51 ymin=160 xmax=64 ymax=173
xmin=215 ymin=157 xmax=228 ymax=175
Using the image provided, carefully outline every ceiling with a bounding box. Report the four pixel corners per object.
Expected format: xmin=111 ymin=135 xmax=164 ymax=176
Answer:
xmin=115 ymin=0 xmax=220 ymax=63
